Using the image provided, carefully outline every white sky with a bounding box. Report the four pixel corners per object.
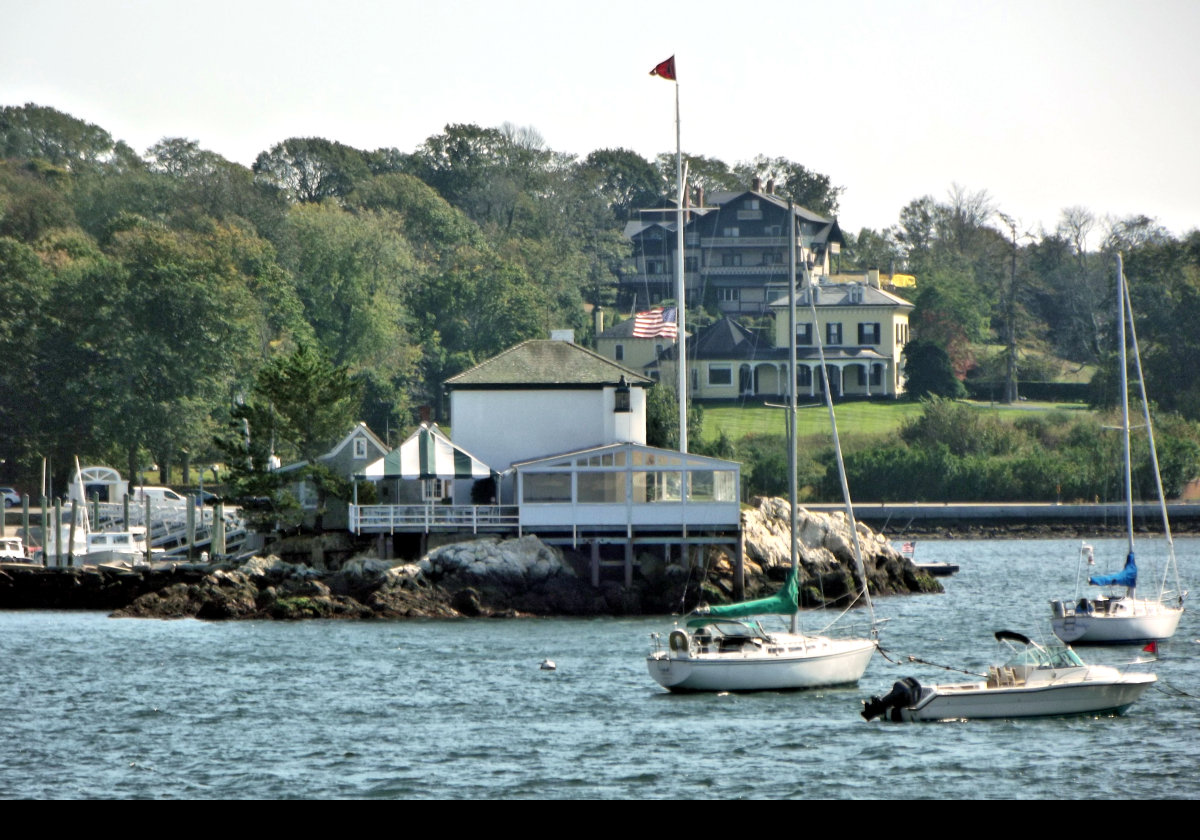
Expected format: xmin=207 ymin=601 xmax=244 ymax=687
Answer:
xmin=4 ymin=0 xmax=1199 ymax=244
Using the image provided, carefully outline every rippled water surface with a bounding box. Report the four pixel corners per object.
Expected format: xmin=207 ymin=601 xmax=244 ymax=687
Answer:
xmin=2 ymin=537 xmax=1197 ymax=799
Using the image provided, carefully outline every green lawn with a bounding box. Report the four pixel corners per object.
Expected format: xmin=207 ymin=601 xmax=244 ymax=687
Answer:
xmin=700 ymin=400 xmax=925 ymax=445
xmin=700 ymin=398 xmax=1093 ymax=445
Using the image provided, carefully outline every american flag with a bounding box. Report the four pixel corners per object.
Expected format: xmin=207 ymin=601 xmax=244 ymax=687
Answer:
xmin=900 ymin=541 xmax=916 ymax=556
xmin=632 ymin=307 xmax=678 ymax=339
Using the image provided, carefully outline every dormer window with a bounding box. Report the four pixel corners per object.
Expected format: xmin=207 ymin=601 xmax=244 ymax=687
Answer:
xmin=354 ymin=438 xmax=367 ymax=459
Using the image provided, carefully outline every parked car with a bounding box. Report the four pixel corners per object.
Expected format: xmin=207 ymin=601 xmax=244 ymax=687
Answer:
xmin=1 ymin=487 xmax=21 ymax=508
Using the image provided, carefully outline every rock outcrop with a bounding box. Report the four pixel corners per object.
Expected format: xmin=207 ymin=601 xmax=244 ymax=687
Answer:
xmin=732 ymin=497 xmax=942 ymax=607
xmin=12 ymin=502 xmax=939 ymax=619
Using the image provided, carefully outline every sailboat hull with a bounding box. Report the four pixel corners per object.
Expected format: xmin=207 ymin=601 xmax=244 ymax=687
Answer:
xmin=1051 ymin=600 xmax=1183 ymax=645
xmin=647 ymin=635 xmax=876 ymax=692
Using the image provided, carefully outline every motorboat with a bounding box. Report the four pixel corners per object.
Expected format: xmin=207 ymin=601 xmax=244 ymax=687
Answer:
xmin=79 ymin=527 xmax=156 ymax=567
xmin=0 ymin=536 xmax=34 ymax=564
xmin=1050 ymin=256 xmax=1185 ymax=644
xmin=861 ymin=630 xmax=1156 ymax=722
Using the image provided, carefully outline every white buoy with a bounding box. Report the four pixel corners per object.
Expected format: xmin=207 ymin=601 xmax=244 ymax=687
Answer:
xmin=540 ymin=659 xmax=556 ymax=671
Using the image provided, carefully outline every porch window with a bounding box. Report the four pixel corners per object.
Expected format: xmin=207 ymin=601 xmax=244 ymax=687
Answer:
xmin=523 ymin=473 xmax=571 ymax=503
xmin=708 ymin=365 xmax=733 ymax=386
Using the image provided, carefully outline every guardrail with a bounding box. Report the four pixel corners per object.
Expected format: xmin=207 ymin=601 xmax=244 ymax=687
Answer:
xmin=349 ymin=504 xmax=520 ymax=534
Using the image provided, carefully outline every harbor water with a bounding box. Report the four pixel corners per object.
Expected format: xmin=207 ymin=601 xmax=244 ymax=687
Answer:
xmin=2 ymin=537 xmax=1197 ymax=799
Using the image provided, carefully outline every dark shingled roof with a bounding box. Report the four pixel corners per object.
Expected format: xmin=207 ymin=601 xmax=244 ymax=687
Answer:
xmin=445 ymin=340 xmax=653 ymax=390
xmin=652 ymin=317 xmax=767 ymax=363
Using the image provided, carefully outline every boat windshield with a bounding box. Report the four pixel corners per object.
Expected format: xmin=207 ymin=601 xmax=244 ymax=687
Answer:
xmin=685 ymin=619 xmax=768 ymax=639
xmin=1005 ymin=644 xmax=1085 ymax=670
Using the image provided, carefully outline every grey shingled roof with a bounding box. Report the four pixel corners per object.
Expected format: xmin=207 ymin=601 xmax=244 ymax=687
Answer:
xmin=445 ymin=340 xmax=653 ymax=390
xmin=768 ymin=282 xmax=914 ymax=309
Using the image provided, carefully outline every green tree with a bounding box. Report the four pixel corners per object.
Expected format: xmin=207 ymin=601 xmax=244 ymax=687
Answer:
xmin=732 ymin=155 xmax=842 ymax=215
xmin=580 ymin=148 xmax=663 ymax=221
xmin=0 ymin=103 xmax=138 ymax=172
xmin=253 ymin=137 xmax=372 ymax=203
xmin=903 ymin=341 xmax=966 ymax=399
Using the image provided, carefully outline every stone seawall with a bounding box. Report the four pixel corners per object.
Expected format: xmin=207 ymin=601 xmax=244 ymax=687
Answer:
xmin=0 ymin=499 xmax=941 ymax=618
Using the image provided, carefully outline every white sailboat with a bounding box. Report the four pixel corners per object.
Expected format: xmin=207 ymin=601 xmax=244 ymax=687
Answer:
xmin=646 ymin=203 xmax=877 ymax=692
xmin=861 ymin=630 xmax=1156 ymax=722
xmin=1050 ymin=255 xmax=1186 ymax=644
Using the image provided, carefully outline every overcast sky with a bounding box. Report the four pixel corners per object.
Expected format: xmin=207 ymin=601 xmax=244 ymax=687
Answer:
xmin=5 ymin=0 xmax=1198 ymax=245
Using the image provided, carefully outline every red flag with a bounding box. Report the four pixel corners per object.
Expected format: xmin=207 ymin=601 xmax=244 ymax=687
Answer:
xmin=1142 ymin=641 xmax=1158 ymax=655
xmin=650 ymin=56 xmax=676 ymax=81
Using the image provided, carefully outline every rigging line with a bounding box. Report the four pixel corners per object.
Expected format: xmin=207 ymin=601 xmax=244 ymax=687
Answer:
xmin=879 ymin=649 xmax=986 ymax=679
xmin=1153 ymin=680 xmax=1198 ymax=699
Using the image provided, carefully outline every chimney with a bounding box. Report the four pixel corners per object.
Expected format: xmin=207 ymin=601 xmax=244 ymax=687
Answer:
xmin=868 ymin=269 xmax=880 ymax=289
xmin=418 ymin=405 xmax=432 ymax=424
xmin=696 ymin=185 xmax=704 ymax=208
xmin=594 ymin=305 xmax=605 ymax=336
xmin=767 ymin=179 xmax=776 ymax=195
xmin=752 ymin=176 xmax=762 ymax=192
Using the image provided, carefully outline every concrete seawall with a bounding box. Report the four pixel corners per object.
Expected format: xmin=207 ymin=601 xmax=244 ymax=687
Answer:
xmin=803 ymin=502 xmax=1200 ymax=536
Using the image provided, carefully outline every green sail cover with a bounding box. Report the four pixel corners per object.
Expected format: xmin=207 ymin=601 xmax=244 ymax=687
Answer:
xmin=705 ymin=564 xmax=799 ymax=619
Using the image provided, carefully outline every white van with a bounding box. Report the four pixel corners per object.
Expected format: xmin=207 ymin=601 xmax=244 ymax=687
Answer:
xmin=130 ymin=486 xmax=187 ymax=506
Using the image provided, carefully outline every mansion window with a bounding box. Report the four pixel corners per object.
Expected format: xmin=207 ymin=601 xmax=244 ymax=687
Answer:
xmin=708 ymin=365 xmax=733 ymax=386
xmin=858 ymin=322 xmax=881 ymax=344
xmin=721 ymin=252 xmax=743 ymax=267
xmin=737 ymin=200 xmax=762 ymax=221
xmin=685 ymin=256 xmax=699 ymax=271
xmin=647 ymin=259 xmax=665 ymax=274
xmin=796 ymin=323 xmax=813 ymax=345
xmin=614 ymin=344 xmax=624 ymax=361
xmin=826 ymin=322 xmax=843 ymax=345
xmin=722 ymin=226 xmax=740 ymax=238
xmin=717 ymin=288 xmax=740 ymax=302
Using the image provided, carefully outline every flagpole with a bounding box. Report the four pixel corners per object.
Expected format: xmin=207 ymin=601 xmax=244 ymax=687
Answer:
xmin=674 ymin=75 xmax=687 ymax=454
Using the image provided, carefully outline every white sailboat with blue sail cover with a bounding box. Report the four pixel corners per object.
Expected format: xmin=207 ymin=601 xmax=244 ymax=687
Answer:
xmin=1050 ymin=255 xmax=1186 ymax=644
xmin=646 ymin=202 xmax=877 ymax=692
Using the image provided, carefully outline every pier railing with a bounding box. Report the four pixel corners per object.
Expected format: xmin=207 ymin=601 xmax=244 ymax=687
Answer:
xmin=349 ymin=504 xmax=519 ymax=535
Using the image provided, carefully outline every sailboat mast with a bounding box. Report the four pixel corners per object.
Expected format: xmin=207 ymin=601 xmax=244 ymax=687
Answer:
xmin=674 ymin=80 xmax=687 ymax=455
xmin=1117 ymin=254 xmax=1135 ymax=565
xmin=1121 ymin=263 xmax=1181 ymax=602
xmin=788 ymin=203 xmax=799 ymax=634
xmin=803 ymin=258 xmax=877 ymax=627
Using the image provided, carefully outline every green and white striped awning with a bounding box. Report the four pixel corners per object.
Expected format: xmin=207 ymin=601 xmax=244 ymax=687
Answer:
xmin=362 ymin=423 xmax=493 ymax=480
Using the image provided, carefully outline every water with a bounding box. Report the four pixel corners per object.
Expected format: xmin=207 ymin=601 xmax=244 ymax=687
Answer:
xmin=1 ymin=537 xmax=1197 ymax=799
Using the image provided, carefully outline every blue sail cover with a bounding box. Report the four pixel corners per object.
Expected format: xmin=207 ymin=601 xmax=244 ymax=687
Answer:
xmin=1089 ymin=552 xmax=1137 ymax=588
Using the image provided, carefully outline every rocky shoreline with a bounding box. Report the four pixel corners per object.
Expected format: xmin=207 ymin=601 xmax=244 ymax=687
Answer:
xmin=0 ymin=498 xmax=942 ymax=619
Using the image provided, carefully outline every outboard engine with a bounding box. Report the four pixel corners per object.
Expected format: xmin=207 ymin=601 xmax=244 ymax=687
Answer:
xmin=861 ymin=677 xmax=923 ymax=721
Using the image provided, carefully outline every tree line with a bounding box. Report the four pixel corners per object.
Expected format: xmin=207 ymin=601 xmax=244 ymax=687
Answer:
xmin=2 ymin=103 xmax=1199 ymax=503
